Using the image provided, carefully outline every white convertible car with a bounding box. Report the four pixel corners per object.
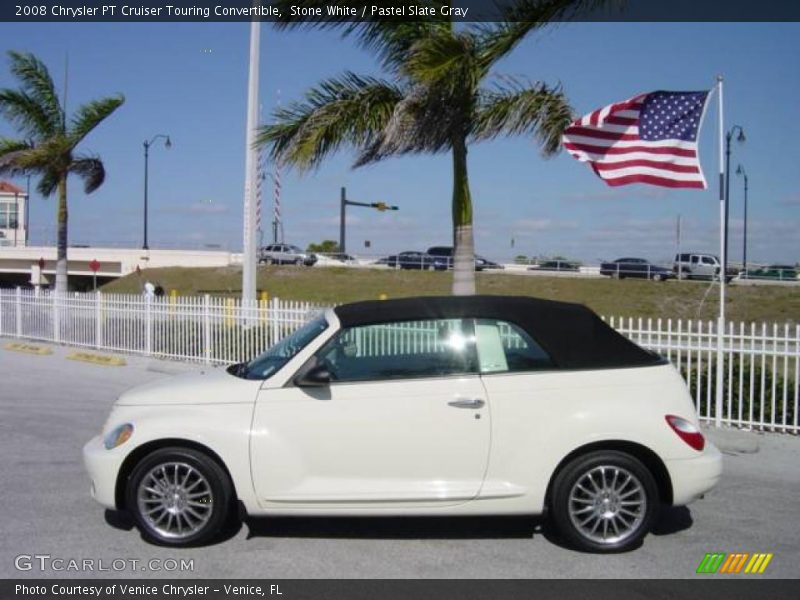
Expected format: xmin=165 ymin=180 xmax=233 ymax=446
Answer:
xmin=84 ymin=295 xmax=721 ymax=552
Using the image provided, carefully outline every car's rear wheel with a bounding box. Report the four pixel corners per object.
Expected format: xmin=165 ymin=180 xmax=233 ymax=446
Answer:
xmin=550 ymin=451 xmax=659 ymax=553
xmin=653 ymin=273 xmax=667 ymax=282
xmin=126 ymin=447 xmax=233 ymax=547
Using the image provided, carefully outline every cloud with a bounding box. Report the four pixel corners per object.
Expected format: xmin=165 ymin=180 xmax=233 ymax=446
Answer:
xmin=513 ymin=218 xmax=579 ymax=232
xmin=779 ymin=193 xmax=800 ymax=206
xmin=159 ymin=200 xmax=229 ymax=215
xmin=561 ymin=187 xmax=671 ymax=202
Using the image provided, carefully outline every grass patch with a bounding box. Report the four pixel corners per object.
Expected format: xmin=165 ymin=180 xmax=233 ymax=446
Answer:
xmin=101 ymin=266 xmax=800 ymax=324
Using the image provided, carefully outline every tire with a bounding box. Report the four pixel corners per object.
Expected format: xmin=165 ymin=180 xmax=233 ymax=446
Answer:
xmin=294 ymin=258 xmax=303 ymax=266
xmin=265 ymin=257 xmax=274 ymax=266
xmin=653 ymin=273 xmax=667 ymax=282
xmin=126 ymin=447 xmax=233 ymax=547
xmin=550 ymin=450 xmax=659 ymax=553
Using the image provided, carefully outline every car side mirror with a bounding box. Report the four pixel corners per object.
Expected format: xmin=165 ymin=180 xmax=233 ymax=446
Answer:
xmin=294 ymin=362 xmax=331 ymax=387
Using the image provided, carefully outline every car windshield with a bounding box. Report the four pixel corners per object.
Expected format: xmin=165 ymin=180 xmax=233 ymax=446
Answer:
xmin=231 ymin=315 xmax=329 ymax=380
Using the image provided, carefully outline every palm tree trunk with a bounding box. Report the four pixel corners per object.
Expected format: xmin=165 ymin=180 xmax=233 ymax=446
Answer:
xmin=55 ymin=174 xmax=68 ymax=293
xmin=451 ymin=136 xmax=475 ymax=296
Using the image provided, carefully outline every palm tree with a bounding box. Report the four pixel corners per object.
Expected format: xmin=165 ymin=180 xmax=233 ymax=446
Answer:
xmin=0 ymin=51 xmax=124 ymax=292
xmin=258 ymin=0 xmax=610 ymax=295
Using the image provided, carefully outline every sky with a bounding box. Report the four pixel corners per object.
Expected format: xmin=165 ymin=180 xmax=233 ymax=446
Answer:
xmin=0 ymin=21 xmax=798 ymax=265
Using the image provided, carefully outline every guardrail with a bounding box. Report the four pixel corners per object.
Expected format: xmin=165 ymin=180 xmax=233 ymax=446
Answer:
xmin=1 ymin=288 xmax=797 ymax=433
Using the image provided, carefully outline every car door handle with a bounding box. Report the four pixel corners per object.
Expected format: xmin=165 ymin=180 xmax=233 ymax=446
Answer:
xmin=448 ymin=398 xmax=485 ymax=409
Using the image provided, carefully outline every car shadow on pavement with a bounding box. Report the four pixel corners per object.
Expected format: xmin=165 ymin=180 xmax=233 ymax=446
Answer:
xmin=244 ymin=515 xmax=549 ymax=541
xmin=104 ymin=509 xmax=245 ymax=547
xmin=650 ymin=506 xmax=693 ymax=536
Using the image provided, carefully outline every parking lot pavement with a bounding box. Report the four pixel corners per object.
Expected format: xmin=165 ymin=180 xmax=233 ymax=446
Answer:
xmin=1 ymin=340 xmax=799 ymax=579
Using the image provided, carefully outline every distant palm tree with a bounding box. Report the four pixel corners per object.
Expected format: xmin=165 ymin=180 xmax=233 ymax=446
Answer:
xmin=259 ymin=1 xmax=609 ymax=294
xmin=0 ymin=51 xmax=124 ymax=292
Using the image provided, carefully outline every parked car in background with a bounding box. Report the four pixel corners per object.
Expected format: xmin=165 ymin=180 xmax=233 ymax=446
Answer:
xmin=315 ymin=252 xmax=357 ymax=266
xmin=426 ymin=246 xmax=502 ymax=271
xmin=673 ymin=253 xmax=736 ymax=282
xmin=741 ymin=264 xmax=798 ymax=281
xmin=259 ymin=244 xmax=317 ymax=266
xmin=600 ymin=258 xmax=674 ymax=281
xmin=475 ymin=255 xmax=504 ymax=270
xmin=84 ymin=295 xmax=721 ymax=552
xmin=386 ymin=251 xmax=441 ymax=270
xmin=529 ymin=260 xmax=580 ymax=272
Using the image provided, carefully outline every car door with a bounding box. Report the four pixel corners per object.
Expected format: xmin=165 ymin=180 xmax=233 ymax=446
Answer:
xmin=250 ymin=318 xmax=490 ymax=508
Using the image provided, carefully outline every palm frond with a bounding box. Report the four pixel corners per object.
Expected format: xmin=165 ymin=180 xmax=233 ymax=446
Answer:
xmin=475 ymin=0 xmax=624 ymax=69
xmin=272 ymin=1 xmax=450 ymax=71
xmin=6 ymin=50 xmax=63 ymax=134
xmin=36 ymin=169 xmax=60 ymax=197
xmin=69 ymin=95 xmax=125 ymax=146
xmin=355 ymin=82 xmax=460 ymax=166
xmin=473 ymin=78 xmax=573 ymax=155
xmin=256 ymin=72 xmax=403 ymax=171
xmin=0 ymin=137 xmax=33 ymax=158
xmin=403 ymin=30 xmax=478 ymax=92
xmin=69 ymin=155 xmax=105 ymax=193
xmin=0 ymin=89 xmax=60 ymax=139
xmin=0 ymin=137 xmax=62 ymax=178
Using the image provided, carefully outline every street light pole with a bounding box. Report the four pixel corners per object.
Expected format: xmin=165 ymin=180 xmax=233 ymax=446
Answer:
xmin=25 ymin=175 xmax=30 ymax=246
xmin=142 ymin=134 xmax=171 ymax=250
xmin=736 ymin=164 xmax=749 ymax=276
xmin=340 ymin=187 xmax=346 ymax=254
xmin=723 ymin=125 xmax=745 ymax=278
xmin=339 ymin=186 xmax=398 ymax=254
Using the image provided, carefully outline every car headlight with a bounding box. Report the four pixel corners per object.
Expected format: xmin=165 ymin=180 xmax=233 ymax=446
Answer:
xmin=103 ymin=423 xmax=134 ymax=450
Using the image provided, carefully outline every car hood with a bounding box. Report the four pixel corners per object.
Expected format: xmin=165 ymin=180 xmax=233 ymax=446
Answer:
xmin=116 ymin=368 xmax=262 ymax=406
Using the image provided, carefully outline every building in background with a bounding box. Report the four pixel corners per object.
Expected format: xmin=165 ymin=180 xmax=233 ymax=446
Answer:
xmin=0 ymin=181 xmax=27 ymax=247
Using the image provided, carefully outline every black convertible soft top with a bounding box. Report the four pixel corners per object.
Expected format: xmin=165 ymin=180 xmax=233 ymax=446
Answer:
xmin=333 ymin=295 xmax=662 ymax=370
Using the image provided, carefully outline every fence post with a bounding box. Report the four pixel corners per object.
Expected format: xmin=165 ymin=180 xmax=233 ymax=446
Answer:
xmin=203 ymin=294 xmax=211 ymax=364
xmin=0 ymin=290 xmax=4 ymax=337
xmin=95 ymin=291 xmax=103 ymax=349
xmin=144 ymin=296 xmax=152 ymax=356
xmin=52 ymin=291 xmax=61 ymax=343
xmin=15 ymin=286 xmax=22 ymax=338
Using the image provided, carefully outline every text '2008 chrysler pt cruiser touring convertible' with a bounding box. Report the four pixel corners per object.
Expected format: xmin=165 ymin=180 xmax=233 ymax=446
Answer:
xmin=84 ymin=295 xmax=721 ymax=552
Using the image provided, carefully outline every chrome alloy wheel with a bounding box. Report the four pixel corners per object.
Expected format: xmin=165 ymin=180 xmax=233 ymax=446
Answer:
xmin=567 ymin=465 xmax=646 ymax=545
xmin=136 ymin=462 xmax=214 ymax=540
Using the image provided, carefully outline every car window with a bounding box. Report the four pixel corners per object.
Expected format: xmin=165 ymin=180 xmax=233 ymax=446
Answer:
xmin=315 ymin=319 xmax=478 ymax=382
xmin=702 ymin=257 xmax=715 ymax=265
xmin=242 ymin=316 xmax=329 ymax=380
xmin=474 ymin=319 xmax=553 ymax=373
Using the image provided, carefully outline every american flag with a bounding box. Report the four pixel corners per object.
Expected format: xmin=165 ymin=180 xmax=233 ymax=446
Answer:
xmin=562 ymin=90 xmax=711 ymax=189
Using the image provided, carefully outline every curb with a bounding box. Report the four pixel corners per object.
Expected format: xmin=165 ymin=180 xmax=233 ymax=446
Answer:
xmin=66 ymin=351 xmax=127 ymax=367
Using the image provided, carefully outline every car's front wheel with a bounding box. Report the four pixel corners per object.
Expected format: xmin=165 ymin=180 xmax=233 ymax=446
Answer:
xmin=550 ymin=451 xmax=659 ymax=553
xmin=126 ymin=447 xmax=233 ymax=547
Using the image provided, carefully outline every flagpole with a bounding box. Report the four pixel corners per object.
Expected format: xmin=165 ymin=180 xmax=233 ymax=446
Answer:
xmin=242 ymin=18 xmax=261 ymax=305
xmin=715 ymin=75 xmax=725 ymax=428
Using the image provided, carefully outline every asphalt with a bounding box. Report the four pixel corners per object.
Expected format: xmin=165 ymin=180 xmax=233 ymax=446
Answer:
xmin=1 ymin=340 xmax=798 ymax=579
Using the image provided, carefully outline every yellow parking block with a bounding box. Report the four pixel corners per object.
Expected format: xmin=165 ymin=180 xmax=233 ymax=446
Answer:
xmin=66 ymin=351 xmax=127 ymax=366
xmin=4 ymin=342 xmax=54 ymax=355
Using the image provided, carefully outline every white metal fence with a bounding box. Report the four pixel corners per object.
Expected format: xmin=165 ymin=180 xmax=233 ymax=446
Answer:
xmin=0 ymin=288 xmax=325 ymax=365
xmin=1 ymin=288 xmax=797 ymax=434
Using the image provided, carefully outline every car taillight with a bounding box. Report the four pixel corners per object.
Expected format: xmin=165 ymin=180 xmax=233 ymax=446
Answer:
xmin=665 ymin=415 xmax=705 ymax=451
